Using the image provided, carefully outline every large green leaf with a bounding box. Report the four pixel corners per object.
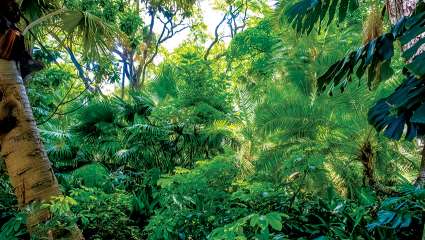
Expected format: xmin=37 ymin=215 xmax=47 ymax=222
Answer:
xmin=368 ymin=74 xmax=425 ymax=140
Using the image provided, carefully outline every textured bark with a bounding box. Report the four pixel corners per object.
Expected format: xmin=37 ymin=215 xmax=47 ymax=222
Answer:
xmin=416 ymin=141 xmax=425 ymax=186
xmin=0 ymin=60 xmax=83 ymax=239
xmin=359 ymin=141 xmax=376 ymax=187
xmin=386 ymin=0 xmax=425 ymax=60
xmin=386 ymin=0 xmax=420 ymax=24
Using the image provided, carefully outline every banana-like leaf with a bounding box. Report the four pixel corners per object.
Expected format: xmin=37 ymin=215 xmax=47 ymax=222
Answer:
xmin=368 ymin=74 xmax=425 ymax=140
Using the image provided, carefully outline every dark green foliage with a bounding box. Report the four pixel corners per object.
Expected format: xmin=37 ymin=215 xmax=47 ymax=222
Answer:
xmin=316 ymin=6 xmax=425 ymax=94
xmin=20 ymin=0 xmax=59 ymax=21
xmin=0 ymin=213 xmax=27 ymax=240
xmin=70 ymin=187 xmax=143 ymax=239
xmin=74 ymin=102 xmax=117 ymax=140
xmin=367 ymin=7 xmax=425 ymax=141
xmin=368 ymin=74 xmax=425 ymax=140
xmin=283 ymin=0 xmax=359 ymax=34
xmin=367 ymin=186 xmax=425 ymax=238
xmin=317 ymin=32 xmax=395 ymax=93
xmin=145 ymin=155 xmax=424 ymax=239
xmin=294 ymin=2 xmax=425 ymax=142
xmin=0 ymin=174 xmax=17 ymax=227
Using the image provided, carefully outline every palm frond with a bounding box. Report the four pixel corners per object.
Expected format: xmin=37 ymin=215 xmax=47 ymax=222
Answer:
xmin=65 ymin=163 xmax=110 ymax=188
xmin=73 ymin=101 xmax=117 ymax=141
xmin=61 ymin=10 xmax=118 ymax=60
xmin=280 ymin=0 xmax=359 ymax=34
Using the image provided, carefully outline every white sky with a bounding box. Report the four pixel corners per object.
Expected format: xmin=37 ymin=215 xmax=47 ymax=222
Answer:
xmin=161 ymin=1 xmax=221 ymax=51
xmin=159 ymin=0 xmax=276 ymax=51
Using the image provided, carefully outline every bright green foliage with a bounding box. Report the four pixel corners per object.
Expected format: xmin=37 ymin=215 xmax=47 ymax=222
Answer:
xmin=152 ymin=46 xmax=232 ymax=125
xmin=209 ymin=212 xmax=285 ymax=239
xmin=227 ymin=19 xmax=280 ymax=91
xmin=70 ymin=187 xmax=142 ymax=239
xmin=70 ymin=87 xmax=235 ymax=171
xmin=145 ymin=154 xmax=240 ymax=239
xmin=0 ymin=213 xmax=27 ymax=240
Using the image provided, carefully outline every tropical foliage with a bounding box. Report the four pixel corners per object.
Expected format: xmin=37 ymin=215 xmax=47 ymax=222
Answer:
xmin=1 ymin=0 xmax=425 ymax=239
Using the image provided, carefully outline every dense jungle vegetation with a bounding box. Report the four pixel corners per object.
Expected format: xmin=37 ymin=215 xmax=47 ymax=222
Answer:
xmin=0 ymin=0 xmax=425 ymax=239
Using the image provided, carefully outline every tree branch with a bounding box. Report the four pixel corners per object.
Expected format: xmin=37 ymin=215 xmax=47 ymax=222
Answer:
xmin=65 ymin=47 xmax=96 ymax=92
xmin=204 ymin=13 xmax=228 ymax=60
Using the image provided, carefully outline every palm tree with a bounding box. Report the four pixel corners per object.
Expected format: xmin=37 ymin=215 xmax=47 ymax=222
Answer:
xmin=0 ymin=0 xmax=115 ymax=238
xmin=0 ymin=60 xmax=83 ymax=239
xmin=0 ymin=1 xmax=77 ymax=238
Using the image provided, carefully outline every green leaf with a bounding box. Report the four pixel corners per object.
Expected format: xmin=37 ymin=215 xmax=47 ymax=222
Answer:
xmin=61 ymin=10 xmax=83 ymax=33
xmin=250 ymin=214 xmax=260 ymax=227
xmin=411 ymin=102 xmax=425 ymax=124
xmin=266 ymin=212 xmax=283 ymax=231
xmin=338 ymin=0 xmax=349 ymax=22
xmin=400 ymin=214 xmax=412 ymax=228
xmin=377 ymin=210 xmax=396 ymax=225
xmin=406 ymin=53 xmax=425 ymax=77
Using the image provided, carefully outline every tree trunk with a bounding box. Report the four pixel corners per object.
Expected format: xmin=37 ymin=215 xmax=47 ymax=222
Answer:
xmin=359 ymin=141 xmax=376 ymax=187
xmin=0 ymin=60 xmax=83 ymax=239
xmin=386 ymin=0 xmax=425 ymax=58
xmin=386 ymin=0 xmax=420 ymax=24
xmin=416 ymin=141 xmax=425 ymax=186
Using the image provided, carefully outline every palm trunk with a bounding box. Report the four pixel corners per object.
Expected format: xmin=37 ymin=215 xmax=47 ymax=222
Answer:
xmin=0 ymin=60 xmax=83 ymax=239
xmin=416 ymin=141 xmax=425 ymax=186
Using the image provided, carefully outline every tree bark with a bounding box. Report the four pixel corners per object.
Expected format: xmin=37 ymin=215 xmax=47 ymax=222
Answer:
xmin=416 ymin=140 xmax=425 ymax=186
xmin=386 ymin=0 xmax=420 ymax=24
xmin=386 ymin=0 xmax=425 ymax=59
xmin=0 ymin=60 xmax=83 ymax=239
